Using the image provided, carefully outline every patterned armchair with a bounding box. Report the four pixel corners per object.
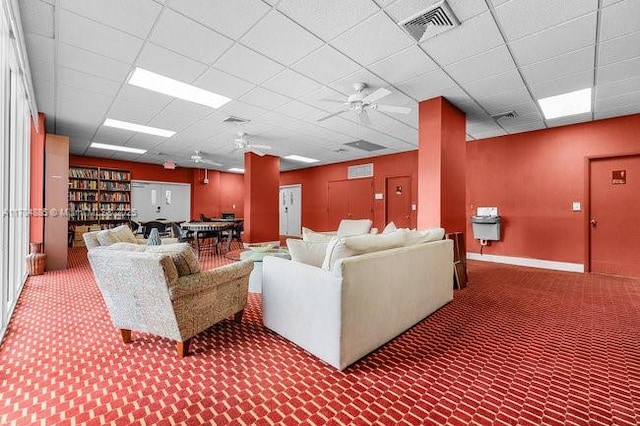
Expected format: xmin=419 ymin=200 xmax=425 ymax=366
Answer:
xmin=87 ymin=243 xmax=253 ymax=357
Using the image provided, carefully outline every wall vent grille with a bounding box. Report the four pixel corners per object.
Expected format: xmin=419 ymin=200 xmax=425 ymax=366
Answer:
xmin=348 ymin=163 xmax=374 ymax=179
xmin=399 ymin=0 xmax=460 ymax=42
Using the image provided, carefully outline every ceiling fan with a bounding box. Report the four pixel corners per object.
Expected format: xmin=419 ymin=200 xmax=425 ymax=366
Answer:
xmin=317 ymin=83 xmax=411 ymax=126
xmin=233 ymin=132 xmax=272 ymax=156
xmin=190 ymin=150 xmax=222 ymax=167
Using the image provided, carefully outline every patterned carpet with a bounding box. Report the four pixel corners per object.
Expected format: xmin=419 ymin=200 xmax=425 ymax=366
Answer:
xmin=1 ymin=248 xmax=640 ymax=425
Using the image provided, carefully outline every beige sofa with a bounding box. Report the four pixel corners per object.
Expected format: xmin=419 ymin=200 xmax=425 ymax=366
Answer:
xmin=262 ymin=233 xmax=453 ymax=370
xmin=83 ymin=224 xmax=178 ymax=248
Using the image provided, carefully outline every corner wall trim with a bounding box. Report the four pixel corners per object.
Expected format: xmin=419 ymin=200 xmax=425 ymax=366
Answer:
xmin=467 ymin=253 xmax=584 ymax=273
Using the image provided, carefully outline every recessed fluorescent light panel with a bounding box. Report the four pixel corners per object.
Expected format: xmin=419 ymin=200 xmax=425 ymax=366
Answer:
xmin=227 ymin=168 xmax=244 ymax=173
xmin=284 ymin=155 xmax=319 ymax=163
xmin=128 ymin=67 xmax=231 ymax=109
xmin=538 ymin=88 xmax=592 ymax=120
xmin=90 ymin=142 xmax=147 ymax=155
xmin=103 ymin=118 xmax=175 ymax=137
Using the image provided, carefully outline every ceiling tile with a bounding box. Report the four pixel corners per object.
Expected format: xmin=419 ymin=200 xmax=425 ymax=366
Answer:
xmin=368 ymin=46 xmax=438 ymax=84
xmin=598 ymin=31 xmax=640 ymax=67
xmin=56 ymin=90 xmax=113 ymax=125
xmin=529 ymin=70 xmax=594 ymax=99
xmin=262 ymin=69 xmax=323 ymax=98
xmin=60 ymin=0 xmax=162 ymax=38
xmin=18 ymin=0 xmax=54 ymax=38
xmin=596 ymin=89 xmax=640 ymax=111
xmin=597 ymin=75 xmax=640 ymax=99
xmin=396 ymin=68 xmax=456 ymax=101
xmin=482 ymin=98 xmax=539 ymax=116
xmin=136 ymin=43 xmax=208 ymax=83
xmin=58 ymin=9 xmax=144 ymax=63
xmin=193 ymin=67 xmax=255 ymax=99
xmin=239 ymin=87 xmax=291 ymax=110
xmin=495 ymin=0 xmax=597 ymax=42
xmin=57 ymin=42 xmax=131 ymax=82
xmin=497 ymin=111 xmax=544 ymax=128
xmin=219 ymin=100 xmax=268 ymax=121
xmin=275 ymin=100 xmax=326 ymax=122
xmin=214 ymin=44 xmax=285 ymax=84
xmin=600 ymin=0 xmax=640 ymax=41
xmin=167 ymin=0 xmax=270 ymax=40
xmin=57 ymin=67 xmax=122 ymax=98
xmin=423 ymin=12 xmax=503 ymax=66
xmin=147 ymin=109 xmax=201 ymax=132
xmin=501 ymin=122 xmax=546 ymax=134
xmin=330 ymin=69 xmax=388 ymax=97
xmin=277 ymin=0 xmax=379 ymax=41
xmin=445 ymin=45 xmax=515 ymax=84
xmin=474 ymin=86 xmax=532 ymax=114
xmin=510 ymin=13 xmax=597 ymax=67
xmin=291 ymin=45 xmax=361 ymax=85
xmin=25 ymin=33 xmax=55 ymax=65
xmin=386 ymin=0 xmax=488 ymax=24
xmin=298 ymin=86 xmax=350 ymax=112
xmin=597 ymin=56 xmax=640 ymax=85
xmin=150 ymin=10 xmax=233 ymax=65
xmin=117 ymin=85 xmax=173 ymax=109
xmin=521 ymin=46 xmax=594 ymax=85
xmin=546 ymin=111 xmax=592 ymax=128
xmin=107 ymin=98 xmax=166 ymax=124
xmin=241 ymin=10 xmax=324 ymax=66
xmin=162 ymin=99 xmax=218 ymax=120
xmin=595 ymin=103 xmax=640 ymax=120
xmin=462 ymin=69 xmax=525 ymax=99
xmin=331 ymin=12 xmax=413 ymax=66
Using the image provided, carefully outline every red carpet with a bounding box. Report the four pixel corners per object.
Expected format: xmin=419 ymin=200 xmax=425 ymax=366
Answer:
xmin=1 ymin=248 xmax=640 ymax=425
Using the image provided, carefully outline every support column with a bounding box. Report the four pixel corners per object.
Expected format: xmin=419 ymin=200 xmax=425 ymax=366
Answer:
xmin=30 ymin=112 xmax=46 ymax=243
xmin=243 ymin=152 xmax=279 ymax=244
xmin=417 ymin=97 xmax=466 ymax=233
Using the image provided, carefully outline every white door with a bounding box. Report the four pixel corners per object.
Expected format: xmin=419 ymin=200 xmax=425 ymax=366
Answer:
xmin=131 ymin=181 xmax=191 ymax=222
xmin=279 ymin=184 xmax=302 ymax=237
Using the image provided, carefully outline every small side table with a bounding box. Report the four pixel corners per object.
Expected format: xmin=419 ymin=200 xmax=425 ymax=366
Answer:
xmin=446 ymin=232 xmax=468 ymax=290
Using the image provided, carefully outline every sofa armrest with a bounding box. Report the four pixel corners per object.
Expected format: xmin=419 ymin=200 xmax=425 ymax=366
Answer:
xmin=262 ymin=256 xmax=344 ymax=368
xmin=170 ymin=260 xmax=253 ymax=299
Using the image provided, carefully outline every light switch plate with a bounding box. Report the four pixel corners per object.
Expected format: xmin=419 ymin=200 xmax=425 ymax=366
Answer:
xmin=572 ymin=201 xmax=581 ymax=212
xmin=411 ymin=204 xmax=417 ymax=211
xmin=374 ymin=193 xmax=384 ymax=200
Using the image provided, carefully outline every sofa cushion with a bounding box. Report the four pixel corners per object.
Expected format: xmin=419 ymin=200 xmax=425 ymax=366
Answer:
xmin=146 ymin=243 xmax=201 ymax=277
xmin=287 ymin=239 xmax=328 ymax=268
xmin=96 ymin=229 xmax=121 ymax=246
xmin=405 ymin=228 xmax=445 ymax=245
xmin=321 ymin=237 xmax=357 ymax=271
xmin=105 ymin=242 xmax=147 ymax=252
xmin=382 ymin=222 xmax=397 ymax=234
xmin=302 ymin=227 xmax=335 ymax=243
xmin=344 ymin=231 xmax=406 ymax=253
xmin=110 ymin=224 xmax=138 ymax=244
xmin=336 ymin=219 xmax=372 ymax=237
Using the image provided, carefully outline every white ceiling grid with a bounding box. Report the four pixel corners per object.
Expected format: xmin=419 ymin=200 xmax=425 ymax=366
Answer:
xmin=17 ymin=0 xmax=640 ymax=171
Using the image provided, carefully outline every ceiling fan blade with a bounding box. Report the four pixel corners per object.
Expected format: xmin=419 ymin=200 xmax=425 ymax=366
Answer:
xmin=363 ymin=87 xmax=391 ymax=103
xmin=358 ymin=110 xmax=371 ymax=126
xmin=317 ymin=110 xmax=348 ymax=122
xmin=375 ymin=104 xmax=412 ymax=114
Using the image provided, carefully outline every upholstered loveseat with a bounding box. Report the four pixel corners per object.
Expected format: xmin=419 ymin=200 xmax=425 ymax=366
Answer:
xmin=87 ymin=242 xmax=253 ymax=357
xmin=83 ymin=224 xmax=178 ymax=249
xmin=262 ymin=228 xmax=453 ymax=370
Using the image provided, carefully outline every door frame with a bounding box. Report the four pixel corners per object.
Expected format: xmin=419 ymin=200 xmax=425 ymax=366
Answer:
xmin=279 ymin=184 xmax=302 ymax=237
xmin=584 ymin=152 xmax=640 ymax=272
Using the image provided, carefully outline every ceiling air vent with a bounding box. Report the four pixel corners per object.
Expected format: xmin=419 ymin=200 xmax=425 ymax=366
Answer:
xmin=222 ymin=116 xmax=249 ymax=123
xmin=399 ymin=0 xmax=460 ymax=43
xmin=344 ymin=140 xmax=386 ymax=152
xmin=491 ymin=110 xmax=519 ymax=120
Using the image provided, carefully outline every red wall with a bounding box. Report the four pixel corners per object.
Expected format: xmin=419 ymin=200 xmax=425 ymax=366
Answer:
xmin=280 ymin=151 xmax=419 ymax=232
xmin=29 ymin=113 xmax=46 ymax=242
xmin=466 ymin=114 xmax=640 ymax=264
xmin=69 ymin=155 xmax=244 ymax=221
xmin=245 ymin=153 xmax=280 ymax=242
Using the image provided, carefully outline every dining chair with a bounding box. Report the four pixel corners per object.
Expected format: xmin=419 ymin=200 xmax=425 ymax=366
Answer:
xmin=143 ymin=221 xmax=168 ymax=238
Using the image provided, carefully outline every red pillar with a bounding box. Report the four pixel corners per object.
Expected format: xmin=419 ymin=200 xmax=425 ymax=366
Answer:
xmin=30 ymin=112 xmax=46 ymax=243
xmin=417 ymin=97 xmax=466 ymax=233
xmin=243 ymin=152 xmax=280 ymax=243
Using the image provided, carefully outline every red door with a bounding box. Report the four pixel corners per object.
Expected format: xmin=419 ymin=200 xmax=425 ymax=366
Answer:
xmin=327 ymin=179 xmax=373 ymax=230
xmin=590 ymin=155 xmax=640 ymax=277
xmin=386 ymin=176 xmax=412 ymax=229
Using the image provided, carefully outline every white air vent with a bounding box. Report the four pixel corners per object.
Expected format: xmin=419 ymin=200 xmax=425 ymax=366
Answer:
xmin=348 ymin=163 xmax=373 ymax=179
xmin=399 ymin=0 xmax=460 ymax=42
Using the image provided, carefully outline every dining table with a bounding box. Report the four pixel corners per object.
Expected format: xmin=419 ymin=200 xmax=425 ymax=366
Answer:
xmin=180 ymin=221 xmax=235 ymax=257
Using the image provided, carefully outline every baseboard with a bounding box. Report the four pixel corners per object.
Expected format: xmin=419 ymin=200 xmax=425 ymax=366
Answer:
xmin=467 ymin=252 xmax=584 ymax=273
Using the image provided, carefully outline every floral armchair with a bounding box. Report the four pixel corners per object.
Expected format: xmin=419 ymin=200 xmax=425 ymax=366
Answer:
xmin=87 ymin=242 xmax=253 ymax=357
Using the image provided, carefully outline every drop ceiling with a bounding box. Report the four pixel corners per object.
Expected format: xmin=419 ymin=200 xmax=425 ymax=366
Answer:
xmin=18 ymin=0 xmax=640 ymax=171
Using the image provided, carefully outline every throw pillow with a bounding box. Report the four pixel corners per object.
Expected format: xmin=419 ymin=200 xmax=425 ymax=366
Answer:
xmin=105 ymin=242 xmax=147 ymax=252
xmin=146 ymin=243 xmax=201 ymax=277
xmin=110 ymin=224 xmax=138 ymax=244
xmin=302 ymin=227 xmax=335 ymax=243
xmin=382 ymin=222 xmax=397 ymax=234
xmin=405 ymin=227 xmax=446 ymax=245
xmin=343 ymin=231 xmax=406 ymax=254
xmin=336 ymin=219 xmax=372 ymax=237
xmin=286 ymin=238 xmax=328 ymax=268
xmin=321 ymin=236 xmax=357 ymax=271
xmin=96 ymin=229 xmax=121 ymax=246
